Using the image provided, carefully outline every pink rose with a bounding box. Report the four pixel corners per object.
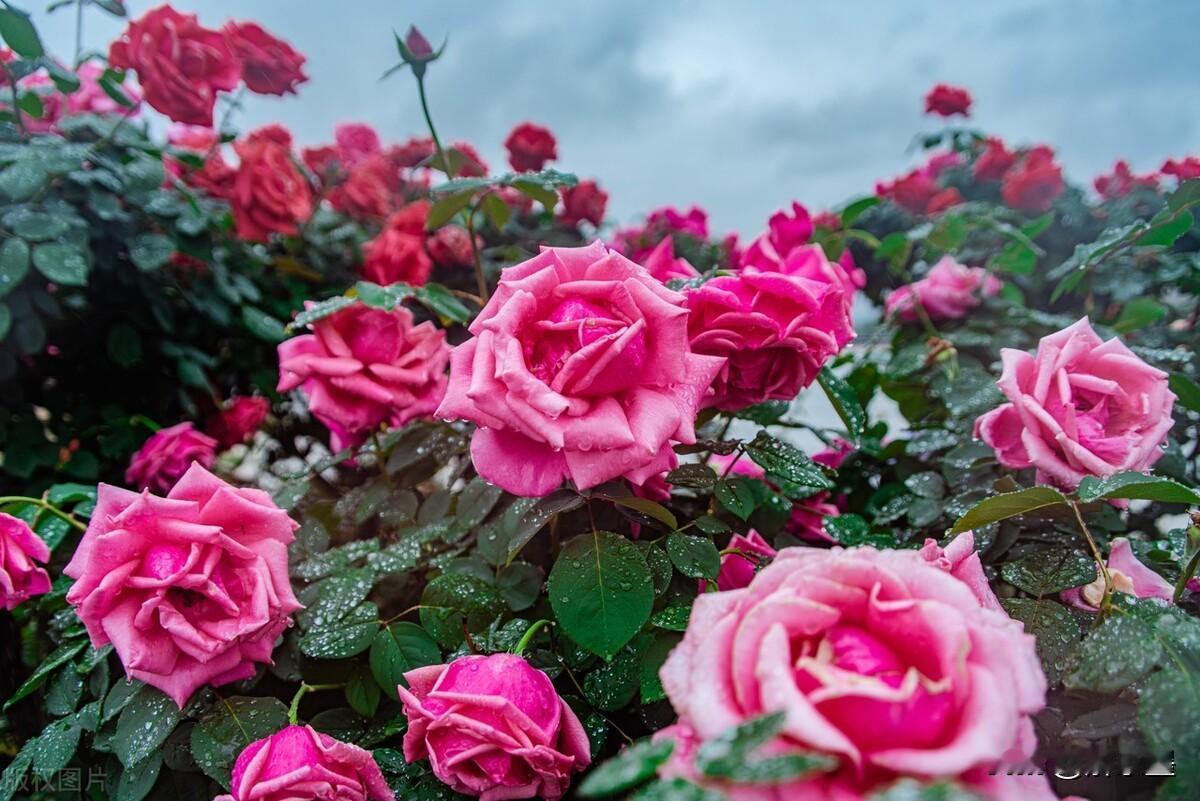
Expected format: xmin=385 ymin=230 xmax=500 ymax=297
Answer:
xmin=398 ymin=654 xmax=591 ymax=801
xmin=649 ymin=205 xmax=709 ymax=240
xmin=740 ymin=202 xmax=813 ymax=271
xmin=1093 ymin=160 xmax=1159 ymax=200
xmin=125 ymin=421 xmax=217 ymax=493
xmin=685 ymin=264 xmax=854 ymax=412
xmin=68 ymin=62 xmax=143 ymax=116
xmin=974 ymin=318 xmax=1175 ymax=491
xmin=1162 ymin=156 xmax=1200 ymax=182
xmin=924 ymin=83 xmax=972 ymax=117
xmin=504 ymin=121 xmax=558 ymax=172
xmin=363 ymin=205 xmax=435 ymax=286
xmin=775 ymin=244 xmax=865 ymax=313
xmin=558 ymin=179 xmax=608 ymax=227
xmin=813 ymin=438 xmax=854 ymax=469
xmin=919 ymin=531 xmax=1004 ymax=612
xmin=215 ymin=725 xmax=393 ymax=801
xmin=0 ymin=513 xmax=51 ymax=611
xmin=224 ymin=21 xmax=308 ymax=97
xmin=716 ymin=530 xmax=777 ymax=591
xmin=885 ymin=256 xmax=1002 ymax=322
xmin=640 ymin=236 xmax=699 ymax=283
xmin=207 ymin=396 xmax=270 ymax=450
xmin=278 ymin=303 xmax=449 ymax=452
xmin=231 ymin=127 xmax=313 ymax=242
xmin=974 ymin=137 xmax=1016 ymax=182
xmin=1002 ymin=146 xmax=1064 ymax=213
xmin=335 ymin=122 xmax=382 ymax=168
xmin=659 ymin=542 xmax=1053 ymax=800
xmin=426 ymin=225 xmax=477 ymax=268
xmin=435 ymin=241 xmax=725 ymax=496
xmin=1062 ymin=537 xmax=1173 ymax=611
xmin=64 ymin=464 xmax=301 ymax=707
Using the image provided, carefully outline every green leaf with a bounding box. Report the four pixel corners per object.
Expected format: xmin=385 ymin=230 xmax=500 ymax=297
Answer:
xmin=419 ymin=573 xmax=506 ymax=649
xmin=1112 ymin=297 xmax=1166 ymax=333
xmin=16 ymin=90 xmax=43 ymax=119
xmin=1001 ymin=598 xmax=1081 ymax=685
xmin=1000 ymin=549 xmax=1095 ymax=596
xmin=345 ymin=664 xmax=381 ymax=717
xmin=577 ymin=738 xmax=675 ymax=798
xmin=190 ymin=696 xmax=289 ymax=788
xmin=0 ymin=237 xmax=29 ymax=297
xmin=288 ymin=295 xmax=356 ymax=330
xmin=714 ymin=478 xmax=755 ymax=520
xmin=0 ymin=160 xmax=47 ymax=200
xmin=114 ymin=752 xmax=161 ymax=801
xmin=695 ymin=712 xmax=837 ymax=783
xmin=299 ymin=601 xmax=379 ymax=659
xmin=128 ymin=233 xmax=173 ymax=272
xmin=628 ymin=779 xmax=725 ymax=801
xmin=817 ymin=367 xmax=865 ymax=442
xmin=369 ymin=623 xmax=441 ymax=700
xmin=301 ymin=567 xmax=376 ymax=630
xmin=1139 ymin=667 xmax=1200 ymax=785
xmin=744 ymin=432 xmax=833 ymax=490
xmin=106 ymin=323 xmax=143 ymax=367
xmin=1064 ymin=608 xmax=1163 ymax=693
xmin=665 ymin=532 xmax=720 ymax=580
xmin=242 ymin=306 xmax=287 ymax=343
xmin=0 ymin=8 xmax=44 ymax=57
xmin=32 ymin=242 xmax=89 ymax=286
xmin=839 ymin=196 xmax=879 ymax=226
xmin=948 ymin=486 xmax=1069 ymax=533
xmin=480 ymin=192 xmax=511 ymax=229
xmin=0 ymin=302 xmax=9 ymax=341
xmin=1137 ymin=209 xmax=1193 ymax=247
xmin=867 ymin=779 xmax=987 ymax=801
xmin=583 ymin=649 xmax=639 ymax=711
xmin=1170 ymin=372 xmax=1200 ymax=413
xmin=610 ymin=495 xmax=678 ymax=530
xmin=354 ymin=280 xmax=414 ymax=309
xmin=426 ymin=189 xmax=474 ymax=229
xmin=30 ymin=717 xmax=79 ymax=780
xmin=989 ymin=241 xmax=1036 ymax=274
xmin=11 ymin=210 xmax=68 ymax=240
xmin=665 ymin=464 xmax=717 ymax=489
xmin=639 ymin=632 xmax=680 ymax=704
xmin=548 ymin=530 xmax=653 ymax=659
xmin=1076 ymin=472 xmax=1200 ymax=505
xmin=415 ymin=282 xmax=472 ymax=324
xmin=113 ymin=685 xmax=182 ymax=767
xmin=41 ymin=58 xmax=80 ymax=93
xmin=4 ymin=640 xmax=86 ymax=709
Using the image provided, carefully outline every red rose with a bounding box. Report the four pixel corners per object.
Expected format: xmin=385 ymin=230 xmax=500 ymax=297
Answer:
xmin=231 ymin=127 xmax=313 ymax=241
xmin=1002 ymin=146 xmax=1065 ymax=213
xmin=388 ymin=200 xmax=429 ymax=235
xmin=335 ymin=122 xmax=382 ymax=168
xmin=1094 ymin=160 xmax=1159 ymax=200
xmin=926 ymin=186 xmax=964 ymax=214
xmin=1162 ymin=156 xmax=1200 ymax=182
xmin=166 ymin=123 xmax=236 ymax=198
xmin=389 ymin=137 xmax=436 ymax=169
xmin=450 ymin=141 xmax=488 ymax=177
xmin=558 ymin=179 xmax=608 ymax=226
xmin=427 ymin=225 xmax=476 ymax=268
xmin=302 ymin=145 xmax=340 ymax=180
xmin=328 ymin=164 xmax=391 ymax=221
xmin=924 ymin=83 xmax=972 ymax=117
xmin=504 ymin=121 xmax=557 ymax=172
xmin=879 ymin=169 xmax=938 ymax=215
xmin=973 ymin=136 xmax=1016 ymax=181
xmin=108 ymin=5 xmax=239 ymax=126
xmin=207 ymin=396 xmax=270 ymax=450
xmin=224 ymin=21 xmax=307 ymax=96
xmin=363 ymin=207 xmax=433 ymax=286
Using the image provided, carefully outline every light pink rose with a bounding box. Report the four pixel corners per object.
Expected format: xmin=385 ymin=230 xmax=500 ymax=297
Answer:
xmin=435 ymin=241 xmax=725 ymax=496
xmin=885 ymin=256 xmax=1001 ymax=323
xmin=68 ymin=61 xmax=143 ymax=116
xmin=1061 ymin=537 xmax=1173 ymax=611
xmin=685 ymin=264 xmax=854 ymax=412
xmin=64 ymin=464 xmax=301 ymax=707
xmin=125 ymin=421 xmax=217 ymax=493
xmin=640 ymin=236 xmax=699 ymax=283
xmin=740 ymin=202 xmax=813 ymax=271
xmin=215 ymin=724 xmax=394 ymax=801
xmin=919 ymin=531 xmax=1004 ymax=612
xmin=0 ymin=513 xmax=51 ymax=611
xmin=659 ymin=542 xmax=1053 ymax=801
xmin=399 ymin=653 xmax=591 ymax=801
xmin=813 ymin=438 xmax=855 ymax=469
xmin=974 ymin=317 xmax=1176 ymax=491
xmin=278 ymin=303 xmax=449 ymax=452
xmin=716 ymin=530 xmax=777 ymax=591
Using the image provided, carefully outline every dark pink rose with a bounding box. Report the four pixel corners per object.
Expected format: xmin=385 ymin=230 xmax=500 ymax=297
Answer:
xmin=207 ymin=396 xmax=270 ymax=450
xmin=813 ymin=438 xmax=854 ymax=469
xmin=1002 ymin=146 xmax=1064 ymax=213
xmin=399 ymin=654 xmax=590 ymax=801
xmin=685 ymin=264 xmax=854 ymax=412
xmin=505 ymin=121 xmax=558 ymax=172
xmin=278 ymin=302 xmax=449 ymax=452
xmin=974 ymin=137 xmax=1016 ymax=181
xmin=215 ymin=725 xmax=393 ymax=801
xmin=1061 ymin=537 xmax=1173 ymax=611
xmin=1162 ymin=156 xmax=1200 ymax=182
xmin=435 ymin=242 xmax=724 ymax=496
xmin=65 ymin=465 xmax=301 ymax=707
xmin=885 ymin=256 xmax=1002 ymax=322
xmin=362 ymin=217 xmax=434 ymax=286
xmin=558 ymin=179 xmax=608 ymax=227
xmin=975 ymin=318 xmax=1175 ymax=491
xmin=659 ymin=541 xmax=1053 ymax=800
xmin=924 ymin=83 xmax=972 ymax=116
xmin=225 ymin=21 xmax=308 ymax=96
xmin=231 ymin=127 xmax=313 ymax=241
xmin=1094 ymin=160 xmax=1159 ymax=200
xmin=335 ymin=122 xmax=382 ymax=168
xmin=426 ymin=225 xmax=476 ymax=268
xmin=328 ymin=163 xmax=392 ymax=221
xmin=740 ymin=202 xmax=813 ymax=271
xmin=68 ymin=61 xmax=143 ymax=116
xmin=450 ymin=141 xmax=489 ymax=177
xmin=716 ymin=530 xmax=777 ymax=591
xmin=776 ymin=244 xmax=865 ymax=313
xmin=125 ymin=421 xmax=217 ymax=493
xmin=640 ymin=236 xmax=699 ymax=283
xmin=0 ymin=513 xmax=51 ymax=611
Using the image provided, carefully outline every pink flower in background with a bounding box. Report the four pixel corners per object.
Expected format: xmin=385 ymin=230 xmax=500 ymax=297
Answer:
xmin=640 ymin=236 xmax=699 ymax=283
xmin=648 ymin=205 xmax=709 ymax=239
xmin=426 ymin=224 xmax=476 ymax=268
xmin=1002 ymin=146 xmax=1064 ymax=213
xmin=334 ymin=122 xmax=382 ymax=168
xmin=926 ymin=186 xmax=963 ymax=214
xmin=776 ymin=244 xmax=865 ymax=313
xmin=919 ymin=531 xmax=1004 ymax=612
xmin=885 ymin=256 xmax=1001 ymax=322
xmin=716 ymin=530 xmax=777 ymax=591
xmin=216 ymin=725 xmax=393 ymax=801
xmin=390 ymin=136 xmax=436 ymax=169
xmin=125 ymin=421 xmax=217 ymax=493
xmin=207 ymin=396 xmax=270 ymax=450
xmin=65 ymin=464 xmax=301 ymax=707
xmin=924 ymin=83 xmax=972 ymax=116
xmin=876 ymin=169 xmax=939 ymax=215
xmin=328 ymin=164 xmax=391 ymax=220
xmin=450 ymin=140 xmax=489 ymax=177
xmin=278 ymin=302 xmax=449 ymax=452
xmin=436 ymin=241 xmax=724 ymax=496
xmin=658 ymin=541 xmax=1053 ymax=800
xmin=13 ymin=73 xmax=65 ymax=133
xmin=399 ymin=654 xmax=590 ymax=801
xmin=505 ymin=121 xmax=558 ymax=172
xmin=231 ymin=127 xmax=313 ymax=241
xmin=225 ymin=20 xmax=308 ymax=96
xmin=813 ymin=437 xmax=854 ymax=469
xmin=166 ymin=123 xmax=236 ymax=198
xmin=1161 ymin=156 xmax=1200 ymax=182
xmin=710 ymin=453 xmax=841 ymax=543
xmin=974 ymin=137 xmax=1016 ymax=181
xmin=559 ymin=179 xmax=608 ymax=227
xmin=685 ymin=264 xmax=853 ymax=412
xmin=0 ymin=513 xmax=51 ymax=611
xmin=975 ymin=317 xmax=1176 ymax=491
xmin=167 ymin=123 xmax=218 ymax=152
xmin=1062 ymin=537 xmax=1174 ymax=611
xmin=68 ymin=62 xmax=143 ymax=116
xmin=922 ymin=150 xmax=963 ymax=178
xmin=740 ymin=202 xmax=813 ymax=271
xmin=1093 ymin=160 xmax=1159 ymax=200
xmin=362 ymin=207 xmax=434 ymax=286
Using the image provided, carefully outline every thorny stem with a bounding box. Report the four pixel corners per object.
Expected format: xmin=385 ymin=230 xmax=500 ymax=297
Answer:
xmin=0 ymin=497 xmax=87 ymax=532
xmin=287 ymin=682 xmax=344 ymax=724
xmin=1070 ymin=500 xmax=1113 ymax=613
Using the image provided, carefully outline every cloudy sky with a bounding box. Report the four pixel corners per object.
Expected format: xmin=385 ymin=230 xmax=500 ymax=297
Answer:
xmin=32 ymin=1 xmax=1200 ymax=236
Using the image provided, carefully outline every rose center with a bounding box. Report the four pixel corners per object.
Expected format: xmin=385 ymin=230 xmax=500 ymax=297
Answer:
xmin=525 ymin=297 xmax=647 ymax=396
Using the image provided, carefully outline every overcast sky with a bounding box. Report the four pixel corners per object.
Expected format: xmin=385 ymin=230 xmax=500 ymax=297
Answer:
xmin=32 ymin=1 xmax=1200 ymax=236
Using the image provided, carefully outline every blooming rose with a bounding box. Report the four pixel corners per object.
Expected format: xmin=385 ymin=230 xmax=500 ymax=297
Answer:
xmin=1094 ymin=160 xmax=1159 ymax=200
xmin=926 ymin=187 xmax=963 ymax=214
xmin=302 ymin=144 xmax=340 ymax=179
xmin=559 ymin=179 xmax=608 ymax=227
xmin=658 ymin=537 xmax=1053 ymax=800
xmin=215 ymin=725 xmax=393 ymax=801
xmin=885 ymin=256 xmax=1001 ymax=323
xmin=1162 ymin=156 xmax=1200 ymax=182
xmin=435 ymin=241 xmax=724 ymax=496
xmin=232 ymin=127 xmax=313 ymax=241
xmin=398 ymin=654 xmax=591 ymax=801
xmin=108 ymin=5 xmax=239 ymax=126
xmin=716 ymin=530 xmax=777 ymax=591
xmin=1001 ymin=146 xmax=1064 ymax=213
xmin=640 ymin=236 xmax=699 ymax=283
xmin=125 ymin=421 xmax=217 ymax=493
xmin=335 ymin=122 xmax=382 ymax=168
xmin=740 ymin=202 xmax=814 ymax=271
xmin=362 ymin=211 xmax=434 ymax=286
xmin=329 ymin=164 xmax=392 ymax=221
xmin=426 ymin=225 xmax=476 ymax=268
xmin=0 ymin=513 xmax=51 ymax=611
xmin=391 ymin=136 xmax=436 ymax=168
xmin=924 ymin=83 xmax=972 ymax=116
xmin=975 ymin=317 xmax=1176 ymax=491
xmin=1062 ymin=537 xmax=1173 ymax=611
xmin=207 ymin=396 xmax=270 ymax=450
xmin=505 ymin=121 xmax=558 ymax=172
xmin=225 ymin=21 xmax=307 ymax=96
xmin=68 ymin=62 xmax=143 ymax=116
xmin=278 ymin=302 xmax=449 ymax=451
xmin=685 ymin=263 xmax=854 ymax=412
xmin=773 ymin=244 xmax=865 ymax=313
xmin=64 ymin=464 xmax=301 ymax=707
xmin=973 ymin=137 xmax=1016 ymax=181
